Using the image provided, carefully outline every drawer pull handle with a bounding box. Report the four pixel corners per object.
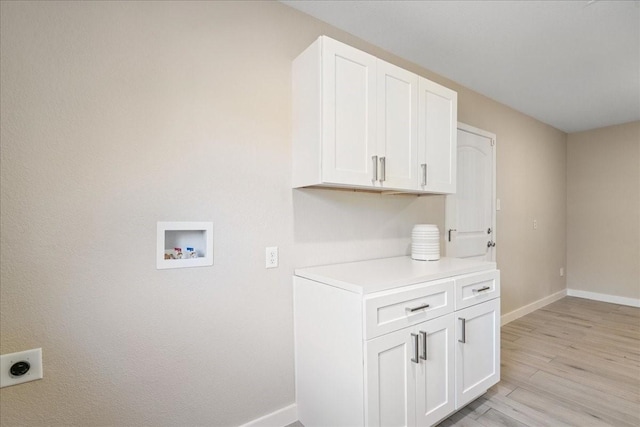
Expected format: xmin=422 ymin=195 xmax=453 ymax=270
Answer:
xmin=407 ymin=303 xmax=430 ymax=312
xmin=475 ymin=286 xmax=491 ymax=293
xmin=459 ymin=318 xmax=466 ymax=343
xmin=372 ymin=156 xmax=378 ymax=181
xmin=411 ymin=333 xmax=419 ymax=363
xmin=419 ymin=331 xmax=427 ymax=360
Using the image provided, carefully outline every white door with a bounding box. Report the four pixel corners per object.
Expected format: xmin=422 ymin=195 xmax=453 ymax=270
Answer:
xmin=455 ymin=298 xmax=501 ymax=408
xmin=445 ymin=123 xmax=496 ymax=261
xmin=417 ymin=77 xmax=457 ymax=193
xmin=415 ymin=314 xmax=456 ymax=426
xmin=377 ymin=60 xmax=418 ymax=190
xmin=321 ymin=37 xmax=378 ymax=187
xmin=366 ymin=328 xmax=417 ymax=427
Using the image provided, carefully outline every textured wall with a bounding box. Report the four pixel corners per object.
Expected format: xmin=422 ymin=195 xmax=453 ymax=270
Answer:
xmin=1 ymin=1 xmax=566 ymax=425
xmin=567 ymin=121 xmax=640 ymax=300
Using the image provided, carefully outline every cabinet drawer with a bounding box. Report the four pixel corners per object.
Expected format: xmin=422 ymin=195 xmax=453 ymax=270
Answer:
xmin=365 ymin=279 xmax=454 ymax=339
xmin=454 ymin=270 xmax=500 ymax=310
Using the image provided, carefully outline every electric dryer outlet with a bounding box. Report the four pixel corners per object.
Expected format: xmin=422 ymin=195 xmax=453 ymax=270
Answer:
xmin=0 ymin=348 xmax=43 ymax=388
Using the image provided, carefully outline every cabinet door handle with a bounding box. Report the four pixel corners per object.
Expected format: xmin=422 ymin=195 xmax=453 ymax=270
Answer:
xmin=419 ymin=331 xmax=427 ymax=360
xmin=411 ymin=333 xmax=419 ymax=363
xmin=372 ymin=155 xmax=378 ymax=181
xmin=475 ymin=286 xmax=491 ymax=292
xmin=407 ymin=303 xmax=430 ymax=312
xmin=458 ymin=318 xmax=466 ymax=343
xmin=379 ymin=157 xmax=386 ymax=182
xmin=421 ymin=163 xmax=427 ymax=186
xmin=448 ymin=229 xmax=457 ymax=242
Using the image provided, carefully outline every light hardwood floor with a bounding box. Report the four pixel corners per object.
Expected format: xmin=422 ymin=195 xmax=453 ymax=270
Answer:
xmin=288 ymin=296 xmax=640 ymax=427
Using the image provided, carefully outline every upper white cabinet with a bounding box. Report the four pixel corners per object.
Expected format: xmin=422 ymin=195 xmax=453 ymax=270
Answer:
xmin=418 ymin=78 xmax=457 ymax=193
xmin=292 ymin=36 xmax=455 ymax=194
xmin=292 ymin=36 xmax=377 ymax=189
xmin=322 ymin=37 xmax=378 ymax=187
xmin=376 ymin=60 xmax=419 ymax=190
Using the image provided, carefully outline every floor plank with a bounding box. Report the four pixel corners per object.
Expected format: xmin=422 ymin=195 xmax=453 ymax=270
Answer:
xmin=475 ymin=408 xmax=527 ymax=427
xmin=506 ymin=386 xmax=612 ymax=427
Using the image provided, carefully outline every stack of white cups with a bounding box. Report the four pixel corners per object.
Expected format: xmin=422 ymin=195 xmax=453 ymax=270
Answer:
xmin=411 ymin=224 xmax=440 ymax=261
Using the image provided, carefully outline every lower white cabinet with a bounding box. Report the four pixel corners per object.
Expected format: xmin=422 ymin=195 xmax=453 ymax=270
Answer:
xmin=294 ymin=256 xmax=500 ymax=427
xmin=366 ymin=313 xmax=455 ymax=427
xmin=455 ymin=298 xmax=501 ymax=408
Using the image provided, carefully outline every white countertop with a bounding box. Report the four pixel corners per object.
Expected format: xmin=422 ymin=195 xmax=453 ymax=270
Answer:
xmin=295 ymin=256 xmax=497 ymax=295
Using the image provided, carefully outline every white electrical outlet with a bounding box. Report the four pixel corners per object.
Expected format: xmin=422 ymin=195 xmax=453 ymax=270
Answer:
xmin=266 ymin=246 xmax=278 ymax=269
xmin=533 ymin=219 xmax=538 ymax=230
xmin=560 ymin=267 xmax=564 ymax=277
xmin=0 ymin=348 xmax=43 ymax=388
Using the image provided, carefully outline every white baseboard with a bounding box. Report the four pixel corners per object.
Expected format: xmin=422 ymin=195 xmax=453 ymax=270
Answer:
xmin=501 ymin=289 xmax=640 ymax=326
xmin=239 ymin=403 xmax=298 ymax=427
xmin=501 ymin=289 xmax=567 ymax=326
xmin=566 ymin=289 xmax=640 ymax=308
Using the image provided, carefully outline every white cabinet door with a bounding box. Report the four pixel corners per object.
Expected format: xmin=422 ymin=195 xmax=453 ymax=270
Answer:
xmin=366 ymin=315 xmax=456 ymax=427
xmin=377 ymin=60 xmax=418 ymax=190
xmin=417 ymin=77 xmax=457 ymax=193
xmin=415 ymin=314 xmax=456 ymax=427
xmin=322 ymin=37 xmax=378 ymax=187
xmin=366 ymin=328 xmax=417 ymax=427
xmin=455 ymin=298 xmax=500 ymax=408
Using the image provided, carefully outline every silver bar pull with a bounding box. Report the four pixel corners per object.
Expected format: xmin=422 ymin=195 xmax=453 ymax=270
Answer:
xmin=411 ymin=333 xmax=419 ymax=363
xmin=475 ymin=286 xmax=491 ymax=292
xmin=458 ymin=318 xmax=466 ymax=343
xmin=420 ymin=331 xmax=427 ymax=360
xmin=372 ymin=155 xmax=378 ymax=181
xmin=379 ymin=156 xmax=386 ymax=182
xmin=448 ymin=229 xmax=457 ymax=242
xmin=407 ymin=303 xmax=430 ymax=312
xmin=421 ymin=163 xmax=427 ymax=186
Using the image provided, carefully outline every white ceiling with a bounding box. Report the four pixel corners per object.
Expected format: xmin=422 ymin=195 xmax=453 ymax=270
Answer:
xmin=282 ymin=0 xmax=640 ymax=133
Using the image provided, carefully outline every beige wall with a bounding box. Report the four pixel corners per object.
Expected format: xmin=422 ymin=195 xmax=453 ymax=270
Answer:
xmin=567 ymin=121 xmax=640 ymax=300
xmin=1 ymin=1 xmax=566 ymax=425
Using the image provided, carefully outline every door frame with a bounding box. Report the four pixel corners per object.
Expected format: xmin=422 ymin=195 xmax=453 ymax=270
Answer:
xmin=444 ymin=122 xmax=497 ymax=262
